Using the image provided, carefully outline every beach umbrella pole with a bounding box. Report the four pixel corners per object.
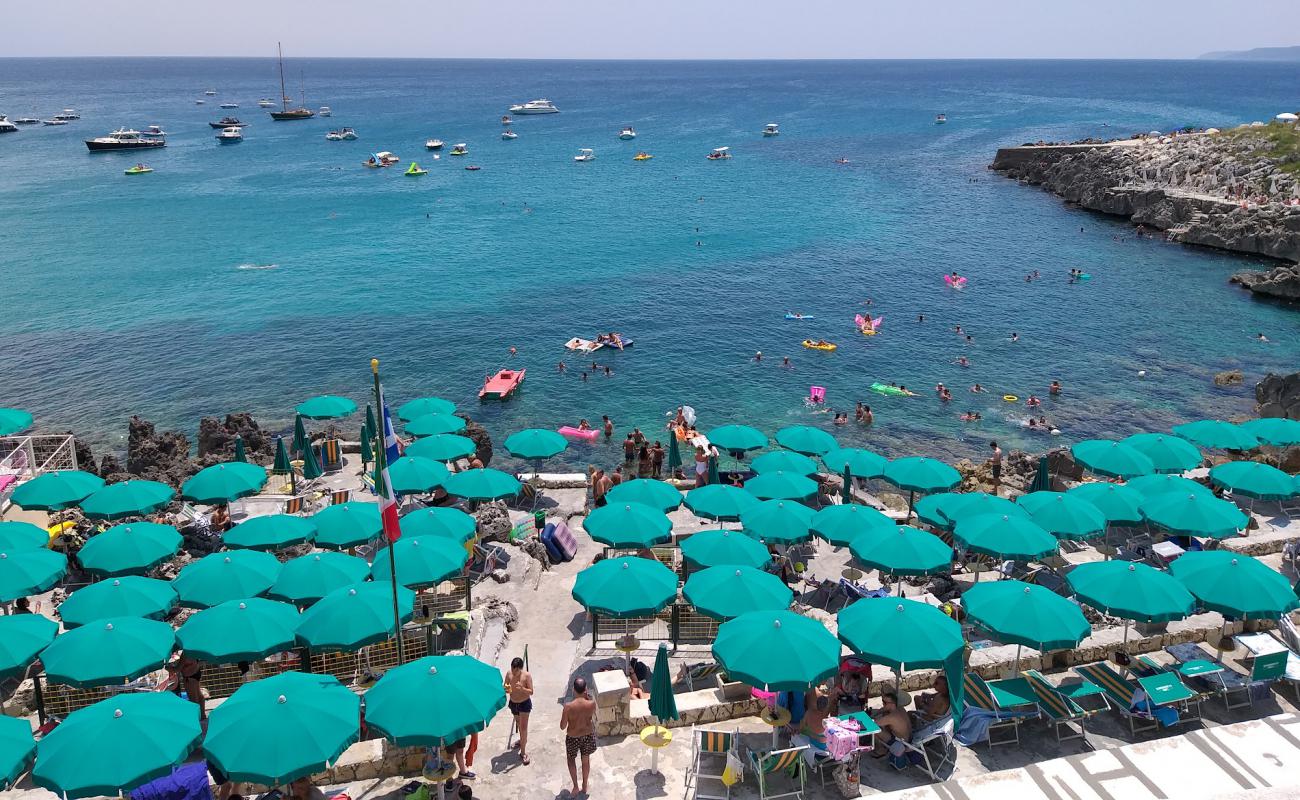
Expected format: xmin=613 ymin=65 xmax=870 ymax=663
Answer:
xmin=372 ymin=359 xmax=406 ymax=665
xmin=1014 ymin=644 xmax=1022 ymax=676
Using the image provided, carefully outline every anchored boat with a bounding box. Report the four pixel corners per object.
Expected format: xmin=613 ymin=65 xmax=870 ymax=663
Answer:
xmin=480 ymin=369 xmax=525 ymax=400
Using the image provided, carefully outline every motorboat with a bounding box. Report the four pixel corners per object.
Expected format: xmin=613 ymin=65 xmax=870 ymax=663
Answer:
xmin=13 ymin=117 xmax=40 ymax=125
xmin=195 ymin=100 xmax=206 ymax=105
xmin=124 ymin=164 xmax=153 ymax=175
xmin=209 ymin=117 xmax=246 ymax=129
xmin=319 ymin=106 xmax=332 ymax=117
xmin=216 ymin=126 xmax=244 ymax=143
xmin=501 ymin=130 xmax=517 ymax=140
xmin=425 ymin=139 xmax=444 ymax=150
xmin=449 ymin=143 xmax=468 ymax=156
xmin=42 ymin=119 xmax=68 ymax=126
xmin=501 ymin=115 xmax=512 ymax=125
xmin=574 ymin=148 xmax=595 ymax=162
xmin=203 ymin=89 xmax=217 ymax=96
xmin=465 ymin=165 xmax=481 ymax=171
xmin=325 ymin=127 xmax=358 ymax=141
xmin=85 ymin=128 xmax=166 ymax=151
xmin=257 ymin=98 xmax=276 ymax=107
xmin=935 ymin=114 xmax=947 ymax=124
xmin=404 ymin=162 xmax=427 ymax=176
xmin=54 ymin=109 xmax=81 ymax=120
xmin=762 ymin=122 xmax=780 ymax=136
xmin=363 ymin=151 xmax=400 ymax=168
xmin=141 ymin=125 xmax=168 ymax=137
xmin=706 ymin=146 xmax=731 ymax=160
xmin=0 ymin=116 xmax=17 ymax=133
xmin=619 ymin=126 xmax=636 ymax=140
xmin=220 ymin=102 xmax=239 ymax=109
xmin=508 ymin=99 xmax=559 ymax=115
xmin=633 ymin=152 xmax=653 ymax=161
xmin=479 ymin=369 xmax=525 ymax=400
xmin=268 ymin=43 xmax=315 ymax=120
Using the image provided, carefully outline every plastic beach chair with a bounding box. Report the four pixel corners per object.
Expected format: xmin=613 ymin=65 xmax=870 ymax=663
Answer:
xmin=1132 ymin=654 xmax=1204 ymax=722
xmin=330 ymin=489 xmax=352 ymax=505
xmin=746 ymin=745 xmax=807 ymax=800
xmin=894 ymin=713 xmax=955 ymax=781
xmin=685 ymin=727 xmax=739 ymax=799
xmin=1021 ymin=669 xmax=1100 ymax=743
xmin=1074 ymin=662 xmax=1162 ymax=736
xmin=961 ymin=673 xmax=1034 ymax=747
xmin=1237 ymin=627 xmax=1300 ymax=704
xmin=676 ymin=661 xmax=723 ymax=691
xmin=318 ymin=439 xmax=343 ymax=473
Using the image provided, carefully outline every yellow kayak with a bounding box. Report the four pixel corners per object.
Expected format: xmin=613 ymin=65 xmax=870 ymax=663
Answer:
xmin=633 ymin=153 xmax=654 ymax=161
xmin=802 ymin=340 xmax=838 ymax=351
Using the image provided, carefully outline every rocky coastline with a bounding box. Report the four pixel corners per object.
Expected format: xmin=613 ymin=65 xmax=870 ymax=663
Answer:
xmin=990 ymin=128 xmax=1300 ymax=303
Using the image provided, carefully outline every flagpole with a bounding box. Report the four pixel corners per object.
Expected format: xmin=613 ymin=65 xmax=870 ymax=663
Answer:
xmin=372 ymin=358 xmax=406 ymax=664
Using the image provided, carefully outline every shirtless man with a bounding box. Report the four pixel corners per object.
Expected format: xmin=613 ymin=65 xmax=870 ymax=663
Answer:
xmin=505 ymin=657 xmax=533 ymax=765
xmin=591 ymin=468 xmax=612 ymax=508
xmin=560 ymin=677 xmax=597 ymax=797
xmin=870 ymin=690 xmax=912 ymax=757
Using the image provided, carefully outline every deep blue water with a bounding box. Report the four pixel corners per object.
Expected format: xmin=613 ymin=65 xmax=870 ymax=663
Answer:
xmin=1 ymin=58 xmax=1297 ymax=468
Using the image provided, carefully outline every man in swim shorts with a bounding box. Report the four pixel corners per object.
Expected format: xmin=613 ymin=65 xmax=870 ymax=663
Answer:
xmin=988 ymin=441 xmax=1002 ymax=489
xmin=560 ymin=677 xmax=597 ymax=796
xmin=505 ymin=657 xmax=533 ymax=765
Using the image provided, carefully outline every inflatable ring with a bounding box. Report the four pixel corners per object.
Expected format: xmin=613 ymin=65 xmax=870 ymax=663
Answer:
xmin=1003 ymin=395 xmax=1019 ymax=403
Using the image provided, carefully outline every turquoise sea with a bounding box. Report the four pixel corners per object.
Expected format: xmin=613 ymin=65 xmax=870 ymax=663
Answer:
xmin=1 ymin=58 xmax=1297 ymax=469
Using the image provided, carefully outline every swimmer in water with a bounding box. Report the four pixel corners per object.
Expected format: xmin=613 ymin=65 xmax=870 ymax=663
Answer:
xmin=956 ymin=356 xmax=970 ymax=368
xmin=782 ymin=356 xmax=791 ymax=368
xmin=918 ymin=314 xmax=925 ymax=322
xmin=1026 ymin=395 xmax=1042 ymax=408
xmin=1257 ymin=333 xmax=1269 ymax=342
xmin=1049 ymin=380 xmax=1061 ymax=395
xmin=1010 ymin=333 xmax=1019 ymax=343
xmin=971 ymin=383 xmax=986 ymax=393
xmin=509 ymin=346 xmax=517 ymax=356
xmin=954 ymin=325 xmax=962 ymax=334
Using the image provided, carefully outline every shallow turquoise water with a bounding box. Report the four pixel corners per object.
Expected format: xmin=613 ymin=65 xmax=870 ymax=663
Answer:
xmin=1 ymin=58 xmax=1296 ymax=468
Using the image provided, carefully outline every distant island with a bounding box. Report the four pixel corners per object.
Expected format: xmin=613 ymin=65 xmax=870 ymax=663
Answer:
xmin=1200 ymin=45 xmax=1300 ymax=61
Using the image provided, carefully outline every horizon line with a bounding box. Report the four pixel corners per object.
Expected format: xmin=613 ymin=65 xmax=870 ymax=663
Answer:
xmin=0 ymin=54 xmax=1235 ymax=62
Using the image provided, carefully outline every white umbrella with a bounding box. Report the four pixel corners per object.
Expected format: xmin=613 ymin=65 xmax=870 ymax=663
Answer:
xmin=1276 ymin=112 xmax=1298 ymax=122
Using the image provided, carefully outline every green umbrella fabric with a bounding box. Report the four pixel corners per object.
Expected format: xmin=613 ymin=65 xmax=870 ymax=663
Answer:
xmin=204 ymin=671 xmax=360 ymax=784
xmin=81 ymin=480 xmax=175 ymax=520
xmin=41 ymin=617 xmax=175 ymax=688
xmin=312 ymin=502 xmax=382 ymax=549
xmin=296 ymin=582 xmax=415 ymax=652
xmin=272 ymin=436 xmax=293 ymax=473
xmin=684 ymin=565 xmax=793 ymax=620
xmin=295 ymin=395 xmax=357 ymax=420
xmin=713 ymin=610 xmax=840 ymax=691
xmin=1209 ymin=461 xmax=1298 ymax=500
xmin=667 ymin=435 xmax=683 ymax=472
xmin=837 ymin=598 xmax=964 ymax=670
xmin=937 ymin=492 xmax=1028 ymax=529
xmin=1070 ymin=440 xmax=1155 ymax=479
xmin=1169 ymin=551 xmax=1299 ymax=619
xmin=740 ymin=499 xmax=815 ymax=545
xmin=233 ymin=436 xmax=247 ymax=463
xmin=292 ymin=415 xmax=310 ymax=455
xmin=882 ymin=457 xmax=961 ymax=494
xmin=1015 ymin=491 xmax=1107 ymax=540
xmin=0 ymin=613 xmax=57 ymax=680
xmin=364 ymin=655 xmax=507 ymax=746
xmin=572 ymin=557 xmax=678 ymax=618
xmin=33 ymin=692 xmax=200 ymax=799
xmin=850 ymin=526 xmax=952 ymax=576
xmin=751 ymin=450 xmax=818 ymax=476
xmin=1121 ymin=433 xmax=1204 ymax=474
xmin=707 ymin=455 xmax=720 ymax=486
xmin=1125 ymin=474 xmax=1214 ymax=500
xmin=181 ymin=462 xmax=267 ymax=505
xmin=504 ymin=428 xmax=569 ymax=460
xmin=648 ymin=643 xmax=680 ymax=723
xmin=0 ymin=715 xmax=34 ymax=790
xmin=0 ymin=408 xmax=34 ymax=436
xmin=963 ymin=581 xmax=1090 ymax=650
xmin=810 ymin=503 xmax=895 ymax=547
xmin=1066 ymin=561 xmax=1194 ymax=623
xmin=1066 ymin=483 xmax=1145 ymax=526
xmin=680 ymin=529 xmax=772 ymax=569
xmin=1029 ymin=456 xmax=1051 ymax=493
xmin=1140 ymin=492 xmax=1249 ymax=539
xmin=1239 ymin=417 xmax=1300 ymax=447
xmin=388 ymin=456 xmax=451 ymax=495
xmin=444 ymin=468 xmax=522 ymax=500
xmin=684 ymin=484 xmax=760 ymax=521
xmin=176 ymin=598 xmax=300 ymax=662
xmin=1173 ymin=420 xmax=1259 ymax=451
xmin=359 ymin=424 xmax=374 ymax=465
xmin=706 ymin=425 xmax=768 ymax=453
xmin=370 ymin=536 xmax=469 ymax=589
xmin=10 ymin=469 xmax=104 ymax=511
xmin=397 ymin=397 xmax=457 ymax=422
xmin=744 ymin=470 xmax=818 ymax=501
xmin=954 ymin=514 xmax=1057 ymax=561
xmin=224 ymin=514 xmax=317 ymax=551
xmin=268 ymin=552 xmax=370 ymax=606
xmin=58 ymin=576 xmax=177 ymax=628
xmin=398 ymin=507 xmax=477 ymax=544
xmin=0 ymin=548 xmax=66 ymax=602
xmin=606 ymin=479 xmax=683 ymax=512
xmin=914 ymin=493 xmax=962 ymax=529
xmin=774 ymin=425 xmax=838 ymax=456
xmin=822 ymin=447 xmax=888 ymax=479
xmin=584 ymin=502 xmax=672 ymax=548
xmin=0 ymin=521 xmax=49 ymax=551
xmin=841 ymin=465 xmax=853 ymax=505
xmin=405 ymin=412 xmax=468 ymax=437
xmin=405 ymin=433 xmax=477 ymax=463
xmin=173 ymin=550 xmax=281 ymax=609
xmin=364 ymin=404 xmax=378 ymax=443
xmin=300 ymin=438 xmax=323 ymax=481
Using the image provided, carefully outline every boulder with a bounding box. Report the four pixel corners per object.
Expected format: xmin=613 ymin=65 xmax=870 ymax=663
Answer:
xmin=67 ymin=434 xmax=97 ymax=476
xmin=1256 ymin=371 xmax=1300 ymax=420
xmin=460 ymin=417 xmax=494 ymax=465
xmin=1214 ymin=369 xmax=1244 ymax=387
xmin=1230 ymin=265 xmax=1300 ymax=302
xmin=473 ymin=501 xmax=513 ymax=543
xmin=98 ymin=453 xmax=124 ymax=477
xmin=196 ymin=413 xmax=277 ymax=463
xmin=125 ymin=416 xmax=194 ymax=488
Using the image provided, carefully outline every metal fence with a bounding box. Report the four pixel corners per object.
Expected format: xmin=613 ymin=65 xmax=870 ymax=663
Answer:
xmin=0 ymin=434 xmax=78 ymax=480
xmin=592 ymin=602 xmax=720 ymax=648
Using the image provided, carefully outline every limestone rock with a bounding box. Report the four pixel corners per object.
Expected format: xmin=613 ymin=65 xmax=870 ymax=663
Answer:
xmin=98 ymin=453 xmax=124 ymax=477
xmin=473 ymin=501 xmax=513 ymax=543
xmin=460 ymin=417 xmax=493 ymax=465
xmin=1230 ymin=264 xmax=1300 ymax=301
xmin=1256 ymin=371 xmax=1300 ymax=420
xmin=196 ymin=413 xmax=276 ymax=463
xmin=66 ymin=434 xmax=97 ymax=476
xmin=1214 ymin=369 xmax=1244 ymax=387
xmin=125 ymin=416 xmax=194 ymax=488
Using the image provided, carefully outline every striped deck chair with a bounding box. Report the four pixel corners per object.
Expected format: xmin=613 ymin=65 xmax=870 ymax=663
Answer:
xmin=685 ymin=727 xmax=739 ymax=799
xmin=1023 ymin=669 xmax=1094 ymax=743
xmin=318 ymin=439 xmax=343 ymax=473
xmin=961 ymin=673 xmax=1030 ymax=747
xmin=676 ymin=661 xmax=723 ymax=690
xmin=1074 ymin=662 xmax=1159 ymax=737
xmin=747 ymin=745 xmax=807 ymax=800
xmin=1133 ymin=654 xmax=1204 ymax=722
xmin=330 ymin=489 xmax=352 ymax=505
xmin=282 ymin=496 xmax=308 ymax=515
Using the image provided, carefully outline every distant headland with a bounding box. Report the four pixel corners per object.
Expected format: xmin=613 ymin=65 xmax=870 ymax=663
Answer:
xmin=1200 ymin=45 xmax=1300 ymax=61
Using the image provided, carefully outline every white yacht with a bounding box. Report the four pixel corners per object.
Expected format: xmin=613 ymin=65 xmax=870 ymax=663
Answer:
xmin=195 ymin=99 xmax=206 ymax=105
xmin=0 ymin=116 xmax=18 ymax=133
xmin=42 ymin=118 xmax=68 ymax=126
xmin=762 ymin=122 xmax=780 ymax=137
xmin=85 ymin=128 xmax=166 ymax=151
xmin=325 ymin=127 xmax=358 ymax=141
xmin=53 ymin=109 xmax=80 ymax=121
xmin=220 ymin=102 xmax=239 ymax=109
xmin=142 ymin=125 xmax=168 ymax=137
xmin=257 ymin=98 xmax=275 ymax=107
xmin=425 ymin=139 xmax=444 ymax=150
xmin=619 ymin=126 xmax=636 ymax=140
xmin=509 ymin=99 xmax=559 ymax=115
xmin=319 ymin=106 xmax=332 ymax=117
xmin=216 ymin=126 xmax=244 ymax=143
xmin=13 ymin=117 xmax=40 ymax=125
xmin=706 ymin=146 xmax=731 ymax=160
xmin=501 ymin=130 xmax=517 ymax=140
xmin=204 ymin=89 xmax=218 ymax=96
xmin=574 ymin=148 xmax=595 ymax=162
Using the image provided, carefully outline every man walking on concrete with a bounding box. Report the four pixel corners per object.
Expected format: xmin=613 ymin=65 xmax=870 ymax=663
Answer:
xmin=560 ymin=676 xmax=597 ymax=797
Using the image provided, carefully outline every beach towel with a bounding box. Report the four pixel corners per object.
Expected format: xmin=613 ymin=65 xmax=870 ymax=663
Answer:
xmin=128 ymin=762 xmax=213 ymax=800
xmin=953 ymin=706 xmax=1037 ymax=747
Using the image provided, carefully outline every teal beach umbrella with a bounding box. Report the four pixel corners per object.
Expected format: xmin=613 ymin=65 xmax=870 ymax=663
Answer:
xmin=295 ymin=395 xmax=357 ymax=420
xmin=313 ymin=502 xmax=382 ymax=549
xmin=296 ymin=582 xmax=415 ymax=652
xmin=584 ymin=502 xmax=672 ymax=548
xmin=713 ymin=610 xmax=840 ymax=691
xmin=505 ymin=428 xmax=569 ymax=460
xmin=1126 ymin=474 xmax=1213 ymax=500
xmin=822 ymin=447 xmax=888 ymax=479
xmin=399 ymin=506 xmax=477 ymax=544
xmin=1169 ymin=551 xmax=1299 ymax=619
xmin=1070 ymin=440 xmax=1154 ymax=479
xmin=81 ymin=480 xmax=175 ymax=520
xmin=0 ymin=613 xmax=58 ymax=680
xmin=744 ymin=470 xmax=818 ymax=501
xmin=1067 ymin=561 xmax=1194 ymax=623
xmin=177 ymin=598 xmax=300 ymax=662
xmin=364 ymin=404 xmax=378 ymax=443
xmin=41 ymin=617 xmax=175 ymax=687
xmin=606 ymin=479 xmax=683 ymax=512
xmin=359 ymin=424 xmax=374 ymax=466
xmin=224 ymin=514 xmax=317 ymax=551
xmin=405 ymin=412 xmax=467 ymax=437
xmin=181 ymin=462 xmax=267 ymax=505
xmin=10 ymin=470 xmax=104 ymax=511
xmin=774 ymin=425 xmax=838 ymax=456
xmin=1066 ymin=483 xmax=1145 ymax=526
xmin=272 ymin=436 xmax=293 ymax=473
xmin=648 ymin=644 xmax=679 ymax=725
xmin=0 ymin=408 xmax=34 ymax=436
xmin=268 ymin=552 xmax=370 ymax=606
xmin=0 ymin=521 xmax=49 ymax=551
xmin=810 ymin=503 xmax=894 ymax=547
xmin=684 ymin=565 xmax=793 ymax=621
xmin=388 ymin=456 xmax=450 ymax=494
xmin=963 ymin=581 xmax=1090 ymax=651
xmin=173 ymin=550 xmax=281 ymax=609
xmin=1015 ymin=491 xmax=1107 ymax=540
xmin=0 ymin=548 xmax=66 ymax=602
xmin=1209 ymin=461 xmax=1298 ymax=500
xmin=398 ymin=397 xmax=457 ymax=422
xmin=837 ymin=597 xmax=963 ymax=670
xmin=954 ymin=514 xmax=1057 ymax=561
xmin=685 ymin=484 xmax=760 ymax=521
xmin=365 ymin=655 xmax=506 ymax=746
xmin=938 ymin=492 xmax=1027 ymax=528
xmin=740 ymin=499 xmax=815 ymax=544
xmin=882 ymin=457 xmax=961 ymax=494
xmin=405 ymin=434 xmax=477 ymax=462
xmin=1121 ymin=433 xmax=1203 ymax=474
xmin=1173 ymin=420 xmax=1259 ymax=451
xmin=680 ymin=529 xmax=771 ymax=569
xmin=300 ymin=438 xmax=323 ymax=481
xmin=58 ymin=576 xmax=177 ymax=628
xmin=667 ymin=436 xmax=683 ymax=473
xmin=0 ymin=715 xmax=34 ymax=790
xmin=1239 ymin=417 xmax=1300 ymax=447
xmin=1140 ymin=492 xmax=1249 ymax=539
xmin=370 ymin=536 xmax=469 ymax=589
xmin=751 ymin=450 xmax=818 ymax=476
xmin=707 ymin=454 xmax=720 ymax=486
xmin=850 ymin=525 xmax=952 ymax=577
xmin=706 ymin=425 xmax=768 ymax=453
xmin=914 ymin=493 xmax=962 ymax=529
xmin=444 ymin=468 xmax=521 ymax=500
xmin=572 ymin=557 xmax=677 ymax=617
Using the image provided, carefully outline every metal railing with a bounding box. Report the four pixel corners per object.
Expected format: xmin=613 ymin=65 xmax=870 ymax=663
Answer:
xmin=0 ymin=434 xmax=78 ymax=479
xmin=591 ymin=602 xmax=720 ymax=647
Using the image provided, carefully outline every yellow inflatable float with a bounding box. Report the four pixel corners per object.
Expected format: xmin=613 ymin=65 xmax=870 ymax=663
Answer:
xmin=801 ymin=340 xmax=838 ymax=351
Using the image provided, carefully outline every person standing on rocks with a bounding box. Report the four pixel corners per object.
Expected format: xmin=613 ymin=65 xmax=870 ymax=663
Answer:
xmin=505 ymin=657 xmax=533 ymax=766
xmin=988 ymin=441 xmax=1003 ymax=492
xmin=560 ymin=676 xmax=597 ymax=797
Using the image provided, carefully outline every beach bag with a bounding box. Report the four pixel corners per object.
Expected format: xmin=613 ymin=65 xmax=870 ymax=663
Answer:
xmin=551 ymin=520 xmax=578 ymax=562
xmin=722 ymin=751 xmax=743 ymax=786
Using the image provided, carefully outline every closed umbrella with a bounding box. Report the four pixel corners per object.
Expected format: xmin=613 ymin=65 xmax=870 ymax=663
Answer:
xmin=364 ymin=404 xmax=378 ymax=443
xmin=272 ymin=436 xmax=293 ymax=473
xmin=181 ymin=462 xmax=267 ymax=505
xmin=606 ymin=479 xmax=683 ymax=512
xmin=364 ymin=655 xmax=507 ymax=746
xmin=744 ymin=470 xmax=818 ymax=501
xmin=1066 ymin=483 xmax=1145 ymax=526
xmin=810 ymin=503 xmax=894 ymax=547
xmin=405 ymin=413 xmax=467 ymax=437
xmin=295 ymin=395 xmax=357 ymax=420
xmin=81 ymin=480 xmax=175 ymax=520
xmin=173 ymin=550 xmax=281 ymax=609
xmin=572 ymin=557 xmax=677 ymax=617
xmin=963 ymin=580 xmax=1090 ymax=653
xmin=370 ymin=536 xmax=468 ymax=590
xmin=0 ymin=408 xmax=34 ymax=436
xmin=312 ymin=502 xmax=382 ymax=549
xmin=1015 ymin=491 xmax=1107 ymax=540
xmin=822 ymin=447 xmax=888 ymax=479
xmin=850 ymin=525 xmax=952 ymax=584
xmin=292 ymin=415 xmax=310 ymax=455
xmin=233 ymin=435 xmax=247 ymax=463
xmin=680 ymin=529 xmax=771 ymax=569
xmin=58 ymin=576 xmax=177 ymax=628
xmin=224 ymin=514 xmax=317 ymax=551
xmin=1121 ymin=433 xmax=1203 ymax=474
xmin=398 ymin=397 xmax=457 ymax=422
xmin=388 ymin=456 xmax=450 ymax=495
xmin=33 ymin=693 xmax=200 ymax=799
xmin=0 ymin=548 xmax=66 ymax=602
xmin=405 ymin=434 xmax=477 ymax=463
xmin=707 ymin=454 xmax=720 ymax=486
xmin=1169 ymin=551 xmax=1299 ymax=619
xmin=684 ymin=484 xmax=760 ymax=521
xmin=740 ymin=499 xmax=815 ymax=545
xmin=1067 ymin=561 xmax=1194 ymax=623
xmin=0 ymin=613 xmax=57 ymax=680
xmin=204 ymin=672 xmax=360 ymax=784
xmin=1173 ymin=420 xmax=1259 ymax=451
xmin=646 ymin=643 xmax=679 ymax=771
xmin=1239 ymin=417 xmax=1300 ymax=447
xmin=0 ymin=521 xmax=50 ymax=551
xmin=751 ymin=450 xmax=818 ymax=476
xmin=359 ymin=424 xmax=374 ymax=467
xmin=10 ymin=470 xmax=104 ymax=511
xmin=296 ymin=582 xmax=415 ymax=652
xmin=268 ymin=552 xmax=370 ymax=606
xmin=1209 ymin=461 xmax=1298 ymax=500
xmin=1070 ymin=440 xmax=1155 ymax=479
xmin=684 ymin=566 xmax=793 ymax=620
xmin=399 ymin=507 xmax=477 ymax=544
xmin=706 ymin=425 xmax=767 ymax=453
xmin=774 ymin=425 xmax=838 ymax=456
xmin=504 ymin=429 xmax=569 ymax=460
xmin=444 ymin=468 xmax=521 ymax=501
xmin=1140 ymin=492 xmax=1249 ymax=539
xmin=713 ymin=610 xmax=839 ymax=690
xmin=584 ymin=502 xmax=672 ymax=549
xmin=667 ymin=435 xmax=683 ymax=475
xmin=300 ymin=437 xmax=323 ymax=481
xmin=1029 ymin=456 xmax=1051 ymax=493
xmin=954 ymin=514 xmax=1057 ymax=562
xmin=177 ymin=598 xmax=300 ymax=662
xmin=1126 ymin=474 xmax=1213 ymax=500
xmin=0 ymin=715 xmax=34 ymax=790
xmin=41 ymin=617 xmax=175 ymax=687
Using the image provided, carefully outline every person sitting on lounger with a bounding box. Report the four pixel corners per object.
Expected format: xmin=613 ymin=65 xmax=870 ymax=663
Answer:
xmin=914 ymin=675 xmax=950 ymax=723
xmin=870 ymin=690 xmax=912 ymax=757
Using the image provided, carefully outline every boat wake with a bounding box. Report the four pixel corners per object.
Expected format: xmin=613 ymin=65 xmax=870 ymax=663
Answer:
xmin=236 ymin=263 xmax=279 ymax=271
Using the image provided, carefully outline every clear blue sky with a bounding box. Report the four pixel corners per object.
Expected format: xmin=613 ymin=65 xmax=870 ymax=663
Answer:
xmin=11 ymin=0 xmax=1300 ymax=59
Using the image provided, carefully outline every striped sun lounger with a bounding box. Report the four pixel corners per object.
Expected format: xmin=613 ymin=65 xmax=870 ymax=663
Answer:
xmin=1023 ymin=669 xmax=1095 ymax=743
xmin=961 ymin=673 xmax=1034 ymax=747
xmin=1074 ymin=662 xmax=1161 ymax=737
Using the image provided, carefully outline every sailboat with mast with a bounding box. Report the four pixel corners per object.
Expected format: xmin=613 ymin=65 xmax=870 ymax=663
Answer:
xmin=269 ymin=42 xmax=314 ymax=121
